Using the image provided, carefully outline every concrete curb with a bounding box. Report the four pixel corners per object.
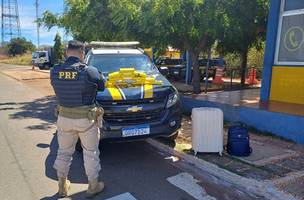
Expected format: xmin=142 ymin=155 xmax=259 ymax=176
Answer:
xmin=272 ymin=170 xmax=304 ymax=186
xmin=147 ymin=139 xmax=298 ymax=200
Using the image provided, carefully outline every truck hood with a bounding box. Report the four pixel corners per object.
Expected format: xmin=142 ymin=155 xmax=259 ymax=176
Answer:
xmin=96 ymin=73 xmax=174 ymax=102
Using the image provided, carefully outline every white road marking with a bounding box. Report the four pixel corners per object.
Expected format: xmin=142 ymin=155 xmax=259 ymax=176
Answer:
xmin=105 ymin=192 xmax=138 ymax=200
xmin=167 ymin=172 xmax=217 ymax=200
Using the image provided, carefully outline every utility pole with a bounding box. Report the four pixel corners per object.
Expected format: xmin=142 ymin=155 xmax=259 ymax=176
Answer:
xmin=63 ymin=0 xmax=68 ymax=42
xmin=35 ymin=0 xmax=40 ymax=48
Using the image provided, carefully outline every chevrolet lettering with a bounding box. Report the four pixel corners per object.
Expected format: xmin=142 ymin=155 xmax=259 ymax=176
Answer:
xmin=86 ymin=41 xmax=181 ymax=140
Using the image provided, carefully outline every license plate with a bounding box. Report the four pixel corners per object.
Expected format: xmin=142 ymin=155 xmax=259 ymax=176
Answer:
xmin=122 ymin=125 xmax=150 ymax=137
xmin=174 ymin=71 xmax=179 ymax=74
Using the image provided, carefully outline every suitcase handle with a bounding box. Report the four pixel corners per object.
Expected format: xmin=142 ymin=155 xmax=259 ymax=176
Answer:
xmin=231 ymin=122 xmax=247 ymax=128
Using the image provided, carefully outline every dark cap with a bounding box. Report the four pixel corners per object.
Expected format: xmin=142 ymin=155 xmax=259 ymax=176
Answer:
xmin=67 ymin=40 xmax=85 ymax=52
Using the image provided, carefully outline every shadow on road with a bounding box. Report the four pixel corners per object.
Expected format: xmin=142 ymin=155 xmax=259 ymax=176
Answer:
xmin=44 ymin=132 xmax=88 ymax=184
xmin=8 ymin=95 xmax=56 ymax=130
xmin=41 ymin=132 xmax=89 ymax=199
xmin=40 ymin=191 xmax=88 ymax=200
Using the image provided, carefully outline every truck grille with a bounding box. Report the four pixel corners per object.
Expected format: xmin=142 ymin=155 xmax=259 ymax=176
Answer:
xmin=103 ymin=109 xmax=164 ymax=124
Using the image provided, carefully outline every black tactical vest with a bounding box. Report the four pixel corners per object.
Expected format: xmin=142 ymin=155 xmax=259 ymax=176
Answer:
xmin=50 ymin=59 xmax=97 ymax=107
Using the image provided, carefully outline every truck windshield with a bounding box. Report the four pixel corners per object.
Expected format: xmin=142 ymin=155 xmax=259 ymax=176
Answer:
xmin=89 ymin=54 xmax=156 ymax=74
xmin=32 ymin=52 xmax=39 ymax=59
xmin=39 ymin=52 xmax=47 ymax=58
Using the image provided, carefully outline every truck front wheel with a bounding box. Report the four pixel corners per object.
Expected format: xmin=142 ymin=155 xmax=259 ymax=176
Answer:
xmin=43 ymin=63 xmax=50 ymax=70
xmin=166 ymin=131 xmax=179 ymax=141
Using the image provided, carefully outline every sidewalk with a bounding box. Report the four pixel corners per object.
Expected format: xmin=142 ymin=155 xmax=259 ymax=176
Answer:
xmin=0 ymin=65 xmax=50 ymax=81
xmin=0 ymin=64 xmax=54 ymax=96
xmin=157 ymin=116 xmax=304 ymax=199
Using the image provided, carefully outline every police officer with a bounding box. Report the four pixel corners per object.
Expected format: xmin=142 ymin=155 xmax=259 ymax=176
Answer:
xmin=50 ymin=41 xmax=105 ymax=198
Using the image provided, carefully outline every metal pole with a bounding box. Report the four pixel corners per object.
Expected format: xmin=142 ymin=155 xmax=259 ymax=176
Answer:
xmin=8 ymin=0 xmax=12 ymax=40
xmin=185 ymin=51 xmax=192 ymax=85
xmin=35 ymin=0 xmax=40 ymax=48
xmin=1 ymin=0 xmax=4 ymax=45
xmin=230 ymin=69 xmax=233 ymax=90
xmin=14 ymin=0 xmax=20 ymax=37
xmin=63 ymin=0 xmax=69 ymax=42
xmin=204 ymin=48 xmax=211 ymax=94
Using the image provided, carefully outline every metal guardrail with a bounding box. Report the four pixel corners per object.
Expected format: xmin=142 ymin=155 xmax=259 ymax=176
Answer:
xmin=224 ymin=67 xmax=263 ymax=90
xmin=166 ymin=66 xmax=263 ymax=93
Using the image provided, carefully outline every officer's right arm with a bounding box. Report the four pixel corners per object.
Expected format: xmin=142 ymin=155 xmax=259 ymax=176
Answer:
xmin=87 ymin=67 xmax=105 ymax=91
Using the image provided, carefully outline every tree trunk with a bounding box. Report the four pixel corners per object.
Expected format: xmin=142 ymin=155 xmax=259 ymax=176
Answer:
xmin=240 ymin=48 xmax=248 ymax=87
xmin=190 ymin=51 xmax=201 ymax=94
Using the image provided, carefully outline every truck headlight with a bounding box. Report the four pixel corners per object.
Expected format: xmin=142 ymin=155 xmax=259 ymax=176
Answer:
xmin=166 ymin=93 xmax=178 ymax=108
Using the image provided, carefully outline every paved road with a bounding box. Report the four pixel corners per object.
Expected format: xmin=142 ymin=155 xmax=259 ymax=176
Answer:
xmin=0 ymin=65 xmax=259 ymax=200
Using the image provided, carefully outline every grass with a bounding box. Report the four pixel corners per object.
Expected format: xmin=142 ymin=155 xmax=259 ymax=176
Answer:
xmin=0 ymin=53 xmax=32 ymax=66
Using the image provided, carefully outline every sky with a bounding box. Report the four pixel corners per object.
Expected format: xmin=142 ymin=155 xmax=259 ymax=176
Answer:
xmin=17 ymin=0 xmax=69 ymax=46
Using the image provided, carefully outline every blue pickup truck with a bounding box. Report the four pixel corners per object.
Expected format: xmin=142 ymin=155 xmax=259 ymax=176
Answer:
xmin=85 ymin=42 xmax=182 ymax=141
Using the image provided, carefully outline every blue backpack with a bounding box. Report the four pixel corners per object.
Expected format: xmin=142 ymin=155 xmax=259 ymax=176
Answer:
xmin=226 ymin=123 xmax=252 ymax=157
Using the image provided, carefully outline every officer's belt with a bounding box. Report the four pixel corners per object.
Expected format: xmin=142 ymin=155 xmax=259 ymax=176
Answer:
xmin=58 ymin=105 xmax=97 ymax=120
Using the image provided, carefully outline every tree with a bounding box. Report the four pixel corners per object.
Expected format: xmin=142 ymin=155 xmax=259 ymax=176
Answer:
xmin=53 ymin=33 xmax=64 ymax=64
xmin=111 ymin=0 xmax=226 ymax=93
xmin=40 ymin=0 xmax=227 ymax=93
xmin=40 ymin=0 xmax=125 ymax=42
xmin=7 ymin=37 xmax=35 ymax=56
xmin=219 ymin=0 xmax=269 ymax=87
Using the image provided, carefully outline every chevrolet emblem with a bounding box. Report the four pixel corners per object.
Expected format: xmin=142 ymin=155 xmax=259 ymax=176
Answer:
xmin=127 ymin=106 xmax=143 ymax=112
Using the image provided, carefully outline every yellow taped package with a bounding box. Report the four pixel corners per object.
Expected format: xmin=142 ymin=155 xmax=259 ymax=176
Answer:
xmin=106 ymin=68 xmax=162 ymax=88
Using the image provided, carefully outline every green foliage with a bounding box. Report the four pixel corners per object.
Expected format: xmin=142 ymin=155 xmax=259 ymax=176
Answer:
xmin=219 ymin=0 xmax=269 ymax=86
xmin=38 ymin=10 xmax=59 ymax=28
xmin=0 ymin=54 xmax=33 ymax=65
xmin=224 ymin=44 xmax=265 ymax=73
xmin=53 ymin=33 xmax=64 ymax=64
xmin=40 ymin=0 xmax=123 ymax=42
xmin=219 ymin=0 xmax=269 ymax=54
xmin=137 ymin=0 xmax=227 ymax=93
xmin=224 ymin=44 xmax=265 ymax=80
xmin=224 ymin=53 xmax=241 ymax=69
xmin=248 ymin=42 xmax=265 ymax=69
xmin=7 ymin=38 xmax=35 ymax=56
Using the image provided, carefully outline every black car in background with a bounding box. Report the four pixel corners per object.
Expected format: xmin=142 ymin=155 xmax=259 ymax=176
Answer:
xmin=155 ymin=58 xmax=185 ymax=78
xmin=156 ymin=58 xmax=225 ymax=81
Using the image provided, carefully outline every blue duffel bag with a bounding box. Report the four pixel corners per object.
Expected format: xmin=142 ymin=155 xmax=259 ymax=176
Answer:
xmin=226 ymin=123 xmax=252 ymax=157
